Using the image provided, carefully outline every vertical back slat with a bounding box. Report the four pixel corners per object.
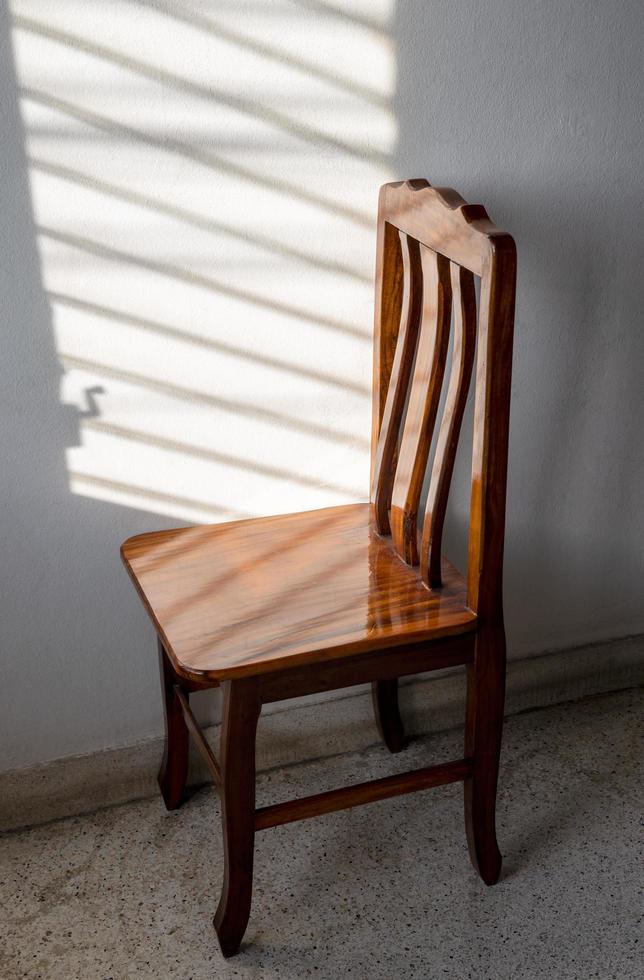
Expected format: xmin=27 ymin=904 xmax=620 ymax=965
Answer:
xmin=390 ymin=246 xmax=452 ymax=564
xmin=420 ymin=262 xmax=477 ymax=588
xmin=372 ymin=231 xmax=423 ymax=533
xmin=370 ymin=216 xmax=404 ymax=491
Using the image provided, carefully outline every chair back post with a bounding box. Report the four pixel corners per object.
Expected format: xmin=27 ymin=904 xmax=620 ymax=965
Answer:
xmin=466 ymin=238 xmax=516 ymax=622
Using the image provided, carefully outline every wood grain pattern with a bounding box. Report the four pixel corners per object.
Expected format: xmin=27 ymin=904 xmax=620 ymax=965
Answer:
xmin=371 ymin=231 xmax=423 ymax=534
xmin=420 ymin=262 xmax=477 ymax=587
xmin=121 ymin=503 xmax=476 ymax=683
xmin=465 ymin=236 xmax=516 ymax=618
xmin=371 ymin=211 xmax=404 ymax=489
xmin=390 ymin=245 xmax=451 ymax=564
xmin=375 ymin=178 xmax=506 ymax=277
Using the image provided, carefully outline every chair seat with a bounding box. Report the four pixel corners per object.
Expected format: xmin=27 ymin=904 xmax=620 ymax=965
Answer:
xmin=121 ymin=503 xmax=477 ymax=682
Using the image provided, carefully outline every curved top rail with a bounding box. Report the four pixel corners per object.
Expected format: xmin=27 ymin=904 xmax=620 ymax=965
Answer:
xmin=378 ymin=179 xmax=512 ymax=276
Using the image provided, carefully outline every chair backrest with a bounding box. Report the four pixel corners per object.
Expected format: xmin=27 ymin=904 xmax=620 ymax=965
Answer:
xmin=370 ymin=179 xmax=516 ymax=620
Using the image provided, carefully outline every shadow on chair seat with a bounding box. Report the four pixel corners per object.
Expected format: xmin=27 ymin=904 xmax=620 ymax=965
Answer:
xmin=121 ymin=502 xmax=477 ymax=683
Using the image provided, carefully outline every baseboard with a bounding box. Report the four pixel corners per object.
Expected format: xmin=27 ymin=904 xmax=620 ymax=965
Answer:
xmin=1 ymin=634 xmax=642 ymax=833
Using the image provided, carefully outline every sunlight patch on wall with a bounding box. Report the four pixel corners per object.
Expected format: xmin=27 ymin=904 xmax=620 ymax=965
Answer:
xmin=11 ymin=0 xmax=396 ymax=524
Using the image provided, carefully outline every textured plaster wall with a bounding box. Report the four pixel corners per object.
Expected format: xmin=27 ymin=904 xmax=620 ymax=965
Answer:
xmin=1 ymin=0 xmax=642 ymax=770
xmin=396 ymin=1 xmax=644 ymax=653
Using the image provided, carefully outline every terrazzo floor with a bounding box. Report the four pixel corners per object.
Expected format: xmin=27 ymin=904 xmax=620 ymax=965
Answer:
xmin=1 ymin=687 xmax=641 ymax=980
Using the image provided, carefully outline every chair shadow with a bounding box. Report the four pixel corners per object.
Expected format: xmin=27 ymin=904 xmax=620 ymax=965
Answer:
xmin=499 ymin=690 xmax=641 ymax=880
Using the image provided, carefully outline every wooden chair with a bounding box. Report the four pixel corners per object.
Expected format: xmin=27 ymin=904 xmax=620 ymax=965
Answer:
xmin=121 ymin=179 xmax=516 ymax=957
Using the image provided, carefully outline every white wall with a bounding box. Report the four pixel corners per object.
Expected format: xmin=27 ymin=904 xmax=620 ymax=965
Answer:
xmin=398 ymin=0 xmax=644 ymax=652
xmin=1 ymin=0 xmax=642 ymax=771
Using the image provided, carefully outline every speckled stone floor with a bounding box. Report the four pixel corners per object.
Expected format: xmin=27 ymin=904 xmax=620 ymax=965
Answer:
xmin=1 ymin=687 xmax=641 ymax=980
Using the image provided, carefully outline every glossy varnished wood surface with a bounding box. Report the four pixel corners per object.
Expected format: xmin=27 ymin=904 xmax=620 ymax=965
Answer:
xmin=371 ymin=217 xmax=404 ymax=490
xmin=371 ymin=231 xmax=423 ymax=534
xmin=122 ymin=504 xmax=476 ymax=682
xmin=371 ymin=178 xmax=516 ymax=613
xmin=389 ymin=244 xmax=451 ymax=564
xmin=465 ymin=235 xmax=516 ymax=618
xmin=122 ymin=178 xmax=517 ymax=957
xmin=420 ymin=261 xmax=477 ymax=587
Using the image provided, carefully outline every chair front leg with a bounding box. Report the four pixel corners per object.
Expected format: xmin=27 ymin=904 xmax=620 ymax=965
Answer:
xmin=371 ymin=678 xmax=408 ymax=753
xmin=157 ymin=638 xmax=189 ymax=810
xmin=464 ymin=624 xmax=506 ymax=885
xmin=214 ymin=678 xmax=262 ymax=958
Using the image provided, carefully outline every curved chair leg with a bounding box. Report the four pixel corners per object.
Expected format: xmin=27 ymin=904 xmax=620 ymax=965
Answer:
xmin=464 ymin=626 xmax=506 ymax=885
xmin=157 ymin=638 xmax=189 ymax=810
xmin=214 ymin=678 xmax=261 ymax=958
xmin=372 ymin=678 xmax=408 ymax=753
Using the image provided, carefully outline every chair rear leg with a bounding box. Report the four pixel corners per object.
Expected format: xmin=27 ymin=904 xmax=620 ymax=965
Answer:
xmin=372 ymin=678 xmax=408 ymax=753
xmin=157 ymin=638 xmax=189 ymax=810
xmin=214 ymin=678 xmax=261 ymax=958
xmin=464 ymin=625 xmax=506 ymax=885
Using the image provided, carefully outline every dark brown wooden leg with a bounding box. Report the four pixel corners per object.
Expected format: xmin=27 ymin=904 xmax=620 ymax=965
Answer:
xmin=464 ymin=625 xmax=506 ymax=885
xmin=372 ymin=678 xmax=408 ymax=753
xmin=214 ymin=678 xmax=261 ymax=958
xmin=157 ymin=638 xmax=189 ymax=810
